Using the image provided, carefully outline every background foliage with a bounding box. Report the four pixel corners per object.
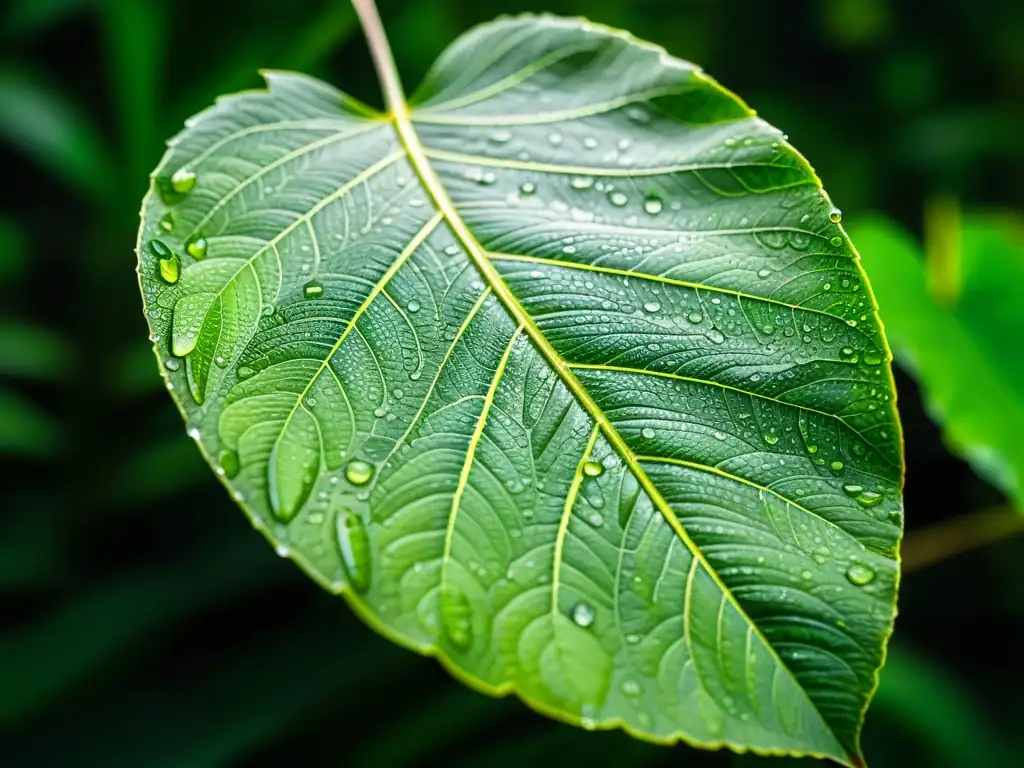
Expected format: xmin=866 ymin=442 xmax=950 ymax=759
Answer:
xmin=1 ymin=0 xmax=1022 ymax=765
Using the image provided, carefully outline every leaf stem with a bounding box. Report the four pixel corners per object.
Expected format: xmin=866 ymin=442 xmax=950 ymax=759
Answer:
xmin=902 ymin=506 xmax=1024 ymax=572
xmin=351 ymin=0 xmax=408 ymax=117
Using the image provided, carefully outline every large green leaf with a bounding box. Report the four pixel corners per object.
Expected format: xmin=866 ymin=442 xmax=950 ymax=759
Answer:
xmin=137 ymin=12 xmax=902 ymax=765
xmin=851 ymin=213 xmax=1024 ymax=507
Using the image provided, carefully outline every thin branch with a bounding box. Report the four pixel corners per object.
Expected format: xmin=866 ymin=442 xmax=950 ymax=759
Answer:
xmin=902 ymin=506 xmax=1024 ymax=572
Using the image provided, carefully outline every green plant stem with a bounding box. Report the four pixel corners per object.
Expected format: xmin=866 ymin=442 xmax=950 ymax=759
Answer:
xmin=351 ymin=0 xmax=407 ymax=115
xmin=902 ymin=507 xmax=1024 ymax=572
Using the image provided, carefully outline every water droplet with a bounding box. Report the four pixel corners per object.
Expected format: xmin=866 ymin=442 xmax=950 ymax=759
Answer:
xmin=608 ymin=191 xmax=628 ymax=207
xmin=336 ymin=507 xmax=371 ymax=591
xmin=159 ymin=212 xmax=174 ymax=233
xmin=801 ymin=570 xmax=812 ymax=579
xmin=571 ymin=601 xmax=596 ymax=628
xmin=164 ymin=358 xmax=181 ymax=371
xmin=345 ymin=459 xmax=374 ymax=485
xmin=830 ymin=235 xmax=843 ymax=247
xmin=583 ymin=460 xmax=604 ymax=478
xmin=829 ymin=207 xmax=843 ymax=223
xmin=757 ymin=268 xmax=772 ymax=278
xmin=687 ymin=311 xmax=703 ymax=324
xmin=840 ymin=346 xmax=859 ymax=363
xmin=407 ymin=299 xmax=421 ymax=313
xmin=520 ymin=181 xmax=536 ymax=195
xmin=303 ymin=280 xmax=323 ymax=298
xmin=641 ymin=427 xmax=656 ymax=439
xmin=643 ymin=196 xmax=663 ymax=215
xmin=158 ymin=254 xmax=180 ymax=284
xmin=845 ymin=562 xmax=876 ymax=586
xmin=843 ymin=483 xmax=864 ymax=497
xmin=186 ymin=236 xmax=208 ymax=260
xmin=830 ymin=460 xmax=844 ymax=472
xmin=548 ymin=132 xmax=563 ymax=146
xmin=237 ymin=365 xmax=255 ymax=379
xmin=863 ymin=349 xmax=883 ymax=366
xmin=440 ymin=584 xmax=473 ymax=649
xmin=489 ymin=129 xmax=512 ymax=144
xmin=856 ymin=490 xmax=884 ymax=508
xmin=275 ymin=544 xmax=290 ymax=558
xmin=218 ymin=449 xmax=240 ymax=478
xmin=571 ymin=176 xmax=594 ymax=190
xmin=643 ymin=300 xmax=661 ymax=313
xmin=171 ymin=168 xmax=196 ymax=194
xmin=583 ymin=137 xmax=598 ymax=149
xmin=622 ymin=680 xmax=642 ymax=696
xmin=764 ymin=433 xmax=779 ymax=445
xmin=187 ymin=427 xmax=200 ymax=441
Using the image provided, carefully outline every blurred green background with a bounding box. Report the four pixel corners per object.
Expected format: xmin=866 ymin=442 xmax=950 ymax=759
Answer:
xmin=2 ymin=0 xmax=1023 ymax=765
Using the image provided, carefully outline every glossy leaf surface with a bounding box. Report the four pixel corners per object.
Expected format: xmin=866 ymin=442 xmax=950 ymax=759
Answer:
xmin=137 ymin=14 xmax=903 ymax=765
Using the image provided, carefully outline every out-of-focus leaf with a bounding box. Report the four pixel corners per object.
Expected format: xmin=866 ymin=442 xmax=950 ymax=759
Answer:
xmin=0 ymin=69 xmax=114 ymax=198
xmin=99 ymin=0 xmax=164 ymax=186
xmin=138 ymin=14 xmax=903 ymax=764
xmin=0 ymin=532 xmax=292 ymax=728
xmin=0 ymin=216 xmax=28 ymax=282
xmin=0 ymin=387 xmax=60 ymax=457
xmin=0 ymin=321 xmax=72 ymax=380
xmin=0 ymin=606 xmax=418 ymax=767
xmin=0 ymin=501 xmax=64 ymax=589
xmin=851 ymin=213 xmax=1024 ymax=507
xmin=871 ymin=642 xmax=1015 ymax=766
xmin=115 ymin=432 xmax=211 ymax=506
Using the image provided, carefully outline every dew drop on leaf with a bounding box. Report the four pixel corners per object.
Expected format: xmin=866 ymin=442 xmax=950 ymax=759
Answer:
xmin=571 ymin=601 xmax=596 ymax=628
xmin=440 ymin=584 xmax=473 ymax=649
xmin=171 ymin=168 xmax=197 ymax=194
xmin=583 ymin=460 xmax=604 ymax=477
xmin=829 ymin=207 xmax=843 ymax=223
xmin=303 ymin=280 xmax=323 ymax=298
xmin=345 ymin=459 xmax=374 ymax=485
xmin=336 ymin=507 xmax=371 ymax=591
xmin=186 ymin=236 xmax=208 ymax=260
xmin=845 ymin=563 xmax=876 ymax=586
xmin=218 ymin=449 xmax=240 ymax=479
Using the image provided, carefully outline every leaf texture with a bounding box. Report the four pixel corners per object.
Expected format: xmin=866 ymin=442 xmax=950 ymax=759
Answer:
xmin=137 ymin=15 xmax=903 ymax=765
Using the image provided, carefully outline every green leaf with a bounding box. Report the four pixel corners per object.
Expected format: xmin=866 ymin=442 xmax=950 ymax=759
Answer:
xmin=850 ymin=213 xmax=1024 ymax=507
xmin=137 ymin=13 xmax=902 ymax=765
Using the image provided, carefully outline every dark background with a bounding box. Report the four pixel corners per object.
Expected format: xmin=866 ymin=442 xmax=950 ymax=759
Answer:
xmin=1 ymin=0 xmax=1022 ymax=765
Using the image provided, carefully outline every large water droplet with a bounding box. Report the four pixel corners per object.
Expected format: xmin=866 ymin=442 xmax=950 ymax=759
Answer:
xmin=303 ymin=280 xmax=323 ymax=298
xmin=336 ymin=507 xmax=371 ymax=591
xmin=440 ymin=584 xmax=473 ymax=649
xmin=845 ymin=562 xmax=876 ymax=586
xmin=583 ymin=460 xmax=604 ymax=478
xmin=621 ymin=680 xmax=642 ymax=696
xmin=158 ymin=253 xmax=180 ymax=284
xmin=571 ymin=601 xmax=596 ymax=628
xmin=643 ymin=196 xmax=663 ymax=215
xmin=171 ymin=168 xmax=196 ymax=194
xmin=520 ymin=181 xmax=536 ymax=195
xmin=641 ymin=427 xmax=656 ymax=439
xmin=407 ymin=299 xmax=421 ymax=313
xmin=830 ymin=235 xmax=843 ymax=247
xmin=186 ymin=236 xmax=208 ymax=260
xmin=218 ymin=448 xmax=240 ymax=479
xmin=856 ymin=490 xmax=884 ymax=508
xmin=643 ymin=300 xmax=661 ymax=313
xmin=345 ymin=459 xmax=374 ymax=485
xmin=571 ymin=176 xmax=594 ymax=190
xmin=829 ymin=207 xmax=843 ymax=224
xmin=608 ymin=190 xmax=628 ymax=207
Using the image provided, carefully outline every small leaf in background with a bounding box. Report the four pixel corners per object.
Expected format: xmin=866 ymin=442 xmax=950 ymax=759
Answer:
xmin=0 ymin=69 xmax=114 ymax=198
xmin=137 ymin=11 xmax=903 ymax=764
xmin=851 ymin=212 xmax=1024 ymax=507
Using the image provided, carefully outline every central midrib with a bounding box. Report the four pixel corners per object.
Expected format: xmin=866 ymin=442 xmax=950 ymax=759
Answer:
xmin=384 ymin=100 xmax=847 ymax=757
